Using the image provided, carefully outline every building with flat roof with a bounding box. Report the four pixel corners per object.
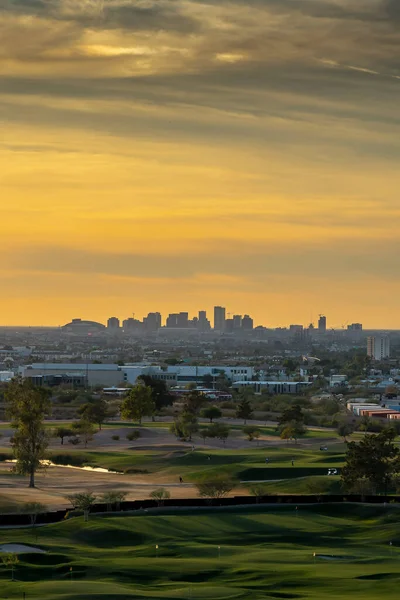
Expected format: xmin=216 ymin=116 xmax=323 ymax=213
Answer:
xmin=214 ymin=306 xmax=226 ymax=331
xmin=367 ymin=336 xmax=390 ymax=361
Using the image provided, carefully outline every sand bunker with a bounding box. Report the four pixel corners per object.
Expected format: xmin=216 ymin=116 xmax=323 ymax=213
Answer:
xmin=0 ymin=544 xmax=45 ymax=554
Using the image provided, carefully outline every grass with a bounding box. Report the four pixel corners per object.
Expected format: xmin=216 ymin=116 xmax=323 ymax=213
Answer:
xmin=1 ymin=505 xmax=400 ymax=598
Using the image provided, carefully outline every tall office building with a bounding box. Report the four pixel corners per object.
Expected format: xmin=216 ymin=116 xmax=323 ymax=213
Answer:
xmin=233 ymin=315 xmax=242 ymax=330
xmin=107 ymin=317 xmax=120 ymax=330
xmin=177 ymin=312 xmax=189 ymax=328
xmin=198 ymin=311 xmax=211 ymax=332
xmin=143 ymin=312 xmax=162 ymax=332
xmin=367 ymin=336 xmax=390 ymax=361
xmin=242 ymin=315 xmax=254 ymax=331
xmin=214 ymin=306 xmax=226 ymax=331
xmin=166 ymin=313 xmax=179 ymax=328
xmin=318 ymin=315 xmax=327 ymax=333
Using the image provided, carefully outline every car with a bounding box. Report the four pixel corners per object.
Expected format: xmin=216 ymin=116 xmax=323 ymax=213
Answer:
xmin=320 ymin=446 xmax=328 ymax=451
xmin=327 ymin=468 xmax=338 ymax=476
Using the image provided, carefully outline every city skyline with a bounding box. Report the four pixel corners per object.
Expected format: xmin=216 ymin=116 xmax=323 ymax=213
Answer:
xmin=35 ymin=309 xmax=364 ymax=332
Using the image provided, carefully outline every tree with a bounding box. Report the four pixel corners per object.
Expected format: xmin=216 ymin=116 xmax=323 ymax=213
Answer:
xmin=78 ymin=398 xmax=108 ymax=430
xmin=22 ymin=501 xmax=47 ymax=528
xmin=243 ymin=425 xmax=261 ymax=443
xmin=236 ymin=397 xmax=253 ymax=424
xmin=54 ymin=426 xmax=73 ymax=445
xmin=347 ymin=477 xmax=375 ymax=501
xmin=100 ymin=491 xmax=127 ymax=511
xmin=341 ymin=429 xmax=400 ymax=494
xmin=150 ymin=487 xmax=171 ymax=506
xmin=201 ymin=406 xmax=222 ymax=423
xmin=5 ymin=378 xmax=51 ymax=488
xmin=278 ymin=404 xmax=304 ymax=428
xmin=202 ymin=374 xmax=214 ymax=388
xmin=207 ymin=423 xmax=230 ymax=446
xmin=121 ymin=384 xmax=155 ymax=424
xmin=280 ymin=421 xmax=306 ymax=444
xmin=248 ymin=484 xmax=269 ymax=503
xmin=138 ymin=375 xmax=174 ymax=413
xmin=67 ymin=491 xmax=97 ymax=521
xmin=200 ymin=428 xmax=210 ymax=444
xmin=73 ymin=419 xmax=97 ymax=448
xmin=1 ymin=553 xmax=18 ymax=581
xmin=337 ymin=422 xmax=355 ymax=442
xmin=196 ymin=475 xmax=236 ymax=499
xmin=170 ymin=408 xmax=198 ymax=441
xmin=184 ymin=390 xmax=205 ymax=415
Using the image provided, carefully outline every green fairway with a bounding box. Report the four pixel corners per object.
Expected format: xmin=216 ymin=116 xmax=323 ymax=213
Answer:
xmin=1 ymin=504 xmax=400 ymax=598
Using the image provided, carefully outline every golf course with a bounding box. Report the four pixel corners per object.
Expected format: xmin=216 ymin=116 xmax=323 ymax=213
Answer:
xmin=1 ymin=504 xmax=400 ymax=598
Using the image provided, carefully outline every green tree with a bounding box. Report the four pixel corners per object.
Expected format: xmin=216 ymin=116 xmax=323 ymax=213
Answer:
xmin=54 ymin=426 xmax=73 ymax=445
xmin=78 ymin=398 xmax=108 ymax=430
xmin=121 ymin=384 xmax=155 ymax=424
xmin=201 ymin=406 xmax=222 ymax=423
xmin=236 ymin=397 xmax=253 ymax=424
xmin=280 ymin=421 xmax=306 ymax=443
xmin=243 ymin=425 xmax=261 ymax=443
xmin=337 ymin=422 xmax=355 ymax=442
xmin=199 ymin=428 xmax=210 ymax=444
xmin=341 ymin=429 xmax=400 ymax=494
xmin=202 ymin=373 xmax=214 ymax=388
xmin=5 ymin=378 xmax=51 ymax=488
xmin=150 ymin=487 xmax=171 ymax=506
xmin=184 ymin=390 xmax=205 ymax=415
xmin=138 ymin=375 xmax=174 ymax=413
xmin=73 ymin=419 xmax=97 ymax=448
xmin=196 ymin=474 xmax=236 ymax=499
xmin=278 ymin=404 xmax=304 ymax=428
xmin=67 ymin=491 xmax=97 ymax=521
xmin=170 ymin=408 xmax=199 ymax=441
xmin=208 ymin=423 xmax=230 ymax=446
xmin=1 ymin=553 xmax=18 ymax=581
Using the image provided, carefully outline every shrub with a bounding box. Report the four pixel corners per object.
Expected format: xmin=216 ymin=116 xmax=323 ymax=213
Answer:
xmin=111 ymin=435 xmax=120 ymax=441
xmin=126 ymin=430 xmax=141 ymax=442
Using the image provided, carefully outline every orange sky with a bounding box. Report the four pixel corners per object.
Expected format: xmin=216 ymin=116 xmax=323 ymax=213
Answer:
xmin=1 ymin=0 xmax=400 ymax=327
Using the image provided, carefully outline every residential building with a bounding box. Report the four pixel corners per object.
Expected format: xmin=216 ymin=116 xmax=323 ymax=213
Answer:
xmin=367 ymin=336 xmax=390 ymax=361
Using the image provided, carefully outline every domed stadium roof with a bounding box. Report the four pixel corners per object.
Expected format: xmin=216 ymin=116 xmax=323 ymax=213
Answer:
xmin=62 ymin=318 xmax=106 ymax=333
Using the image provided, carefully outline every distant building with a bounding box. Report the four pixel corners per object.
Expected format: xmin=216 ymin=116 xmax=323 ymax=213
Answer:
xmin=348 ymin=323 xmax=362 ymax=332
xmin=242 ymin=315 xmax=254 ymax=331
xmin=225 ymin=319 xmax=234 ymax=333
xmin=122 ymin=318 xmax=142 ymax=333
xmin=143 ymin=312 xmax=162 ymax=332
xmin=62 ymin=319 xmax=106 ymax=335
xmin=198 ymin=311 xmax=211 ymax=332
xmin=367 ymin=336 xmax=390 ymax=361
xmin=177 ymin=312 xmax=189 ymax=328
xmin=318 ymin=315 xmax=327 ymax=333
xmin=233 ymin=315 xmax=242 ymax=330
xmin=214 ymin=306 xmax=226 ymax=331
xmin=107 ymin=317 xmax=120 ymax=331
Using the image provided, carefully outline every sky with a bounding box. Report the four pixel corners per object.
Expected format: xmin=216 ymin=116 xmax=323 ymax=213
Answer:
xmin=1 ymin=0 xmax=399 ymax=328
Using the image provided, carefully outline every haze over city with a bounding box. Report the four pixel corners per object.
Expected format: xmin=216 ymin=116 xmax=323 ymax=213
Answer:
xmin=1 ymin=0 xmax=400 ymax=327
